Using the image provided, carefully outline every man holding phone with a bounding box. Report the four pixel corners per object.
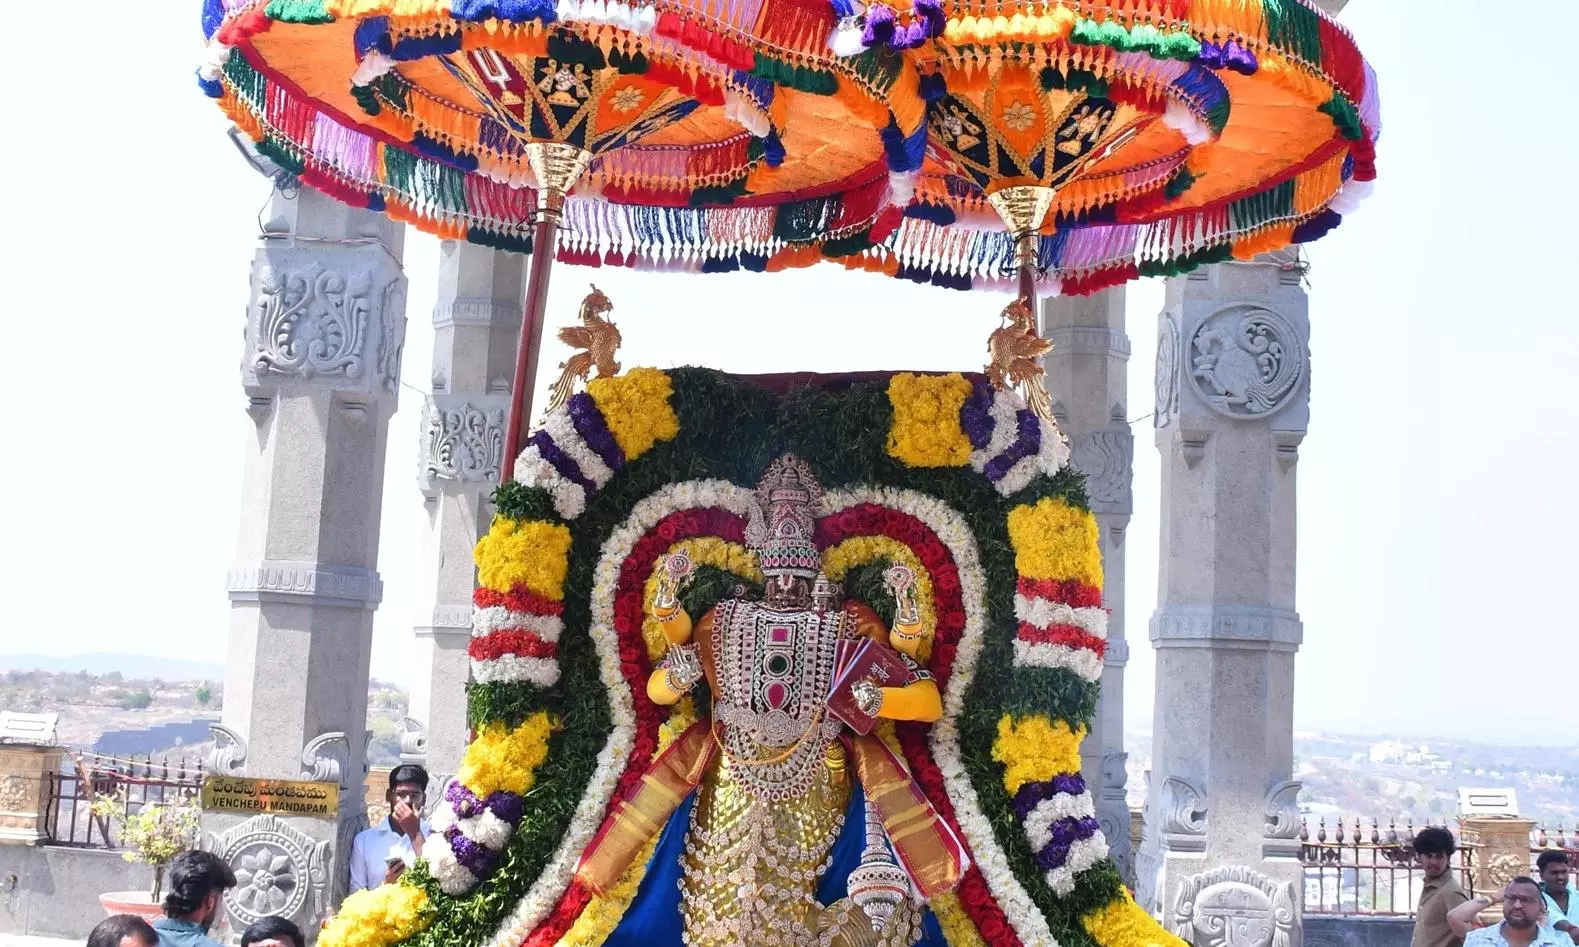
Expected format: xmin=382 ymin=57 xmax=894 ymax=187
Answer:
xmin=349 ymin=764 xmax=432 ymax=893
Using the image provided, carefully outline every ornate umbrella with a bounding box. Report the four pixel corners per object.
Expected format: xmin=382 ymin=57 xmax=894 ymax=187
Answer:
xmin=198 ymin=0 xmax=1377 ymax=459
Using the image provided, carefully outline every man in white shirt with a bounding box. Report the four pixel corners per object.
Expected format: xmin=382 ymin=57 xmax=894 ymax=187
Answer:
xmin=1538 ymin=852 xmax=1579 ymax=944
xmin=349 ymin=764 xmax=432 ymax=893
xmin=1461 ymin=878 xmax=1567 ymax=947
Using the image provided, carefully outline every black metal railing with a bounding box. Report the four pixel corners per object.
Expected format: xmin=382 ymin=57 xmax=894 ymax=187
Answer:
xmin=44 ymin=752 xmax=204 ymax=849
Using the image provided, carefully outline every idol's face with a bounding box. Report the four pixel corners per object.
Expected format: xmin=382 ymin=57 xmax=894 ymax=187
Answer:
xmin=764 ymin=574 xmax=810 ymax=608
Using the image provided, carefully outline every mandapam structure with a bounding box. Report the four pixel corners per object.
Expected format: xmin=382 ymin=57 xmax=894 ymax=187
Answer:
xmin=194 ymin=1 xmax=1379 ymax=944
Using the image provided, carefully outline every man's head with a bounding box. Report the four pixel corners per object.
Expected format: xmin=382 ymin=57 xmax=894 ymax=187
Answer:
xmin=241 ymin=915 xmax=305 ymax=947
xmin=1539 ymin=850 xmax=1571 ymax=892
xmin=1413 ymin=827 xmax=1456 ymax=881
xmin=87 ymin=914 xmax=158 ymax=947
xmin=163 ymin=850 xmax=237 ymax=930
xmin=387 ymin=763 xmax=429 ymax=810
xmin=1503 ymin=876 xmax=1548 ymax=929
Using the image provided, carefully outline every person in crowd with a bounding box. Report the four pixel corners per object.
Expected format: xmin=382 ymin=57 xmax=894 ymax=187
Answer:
xmin=1538 ymin=851 xmax=1579 ymax=943
xmin=1456 ymin=877 xmax=1565 ymax=947
xmin=1412 ymin=827 xmax=1472 ymax=947
xmin=151 ymin=850 xmax=237 ymax=947
xmin=88 ymin=915 xmax=159 ymax=947
xmin=349 ymin=763 xmax=431 ymax=893
xmin=239 ymin=915 xmax=305 ymax=947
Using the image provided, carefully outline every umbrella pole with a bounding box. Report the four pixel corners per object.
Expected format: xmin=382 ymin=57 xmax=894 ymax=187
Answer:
xmin=1015 ymin=231 xmax=1038 ymax=312
xmin=500 ymin=144 xmax=594 ymax=479
xmin=502 ymin=207 xmax=563 ymax=475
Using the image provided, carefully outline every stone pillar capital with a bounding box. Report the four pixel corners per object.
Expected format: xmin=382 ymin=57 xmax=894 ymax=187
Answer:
xmin=240 ymin=256 xmax=407 ymax=412
xmin=417 ymin=394 xmax=510 ymax=495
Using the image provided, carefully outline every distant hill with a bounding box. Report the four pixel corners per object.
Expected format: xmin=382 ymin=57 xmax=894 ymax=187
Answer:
xmin=0 ymin=653 xmax=224 ymax=682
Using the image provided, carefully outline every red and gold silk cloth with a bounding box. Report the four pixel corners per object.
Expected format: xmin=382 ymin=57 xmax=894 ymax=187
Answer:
xmin=198 ymin=0 xmax=1378 ymax=294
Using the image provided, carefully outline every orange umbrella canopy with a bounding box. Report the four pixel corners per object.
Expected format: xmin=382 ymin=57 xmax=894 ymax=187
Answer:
xmin=200 ymin=0 xmax=1378 ymax=294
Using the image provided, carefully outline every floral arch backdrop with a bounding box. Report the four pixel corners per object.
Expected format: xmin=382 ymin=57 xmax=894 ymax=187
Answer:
xmin=322 ymin=367 xmax=1180 ymax=947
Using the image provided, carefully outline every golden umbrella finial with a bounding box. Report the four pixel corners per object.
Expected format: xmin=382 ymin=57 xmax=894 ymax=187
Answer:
xmin=986 ymin=297 xmax=1057 ymax=423
xmin=542 ymin=285 xmax=622 ymax=420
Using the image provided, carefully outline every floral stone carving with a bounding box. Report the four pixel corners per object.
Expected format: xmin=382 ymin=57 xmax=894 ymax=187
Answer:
xmin=1187 ymin=306 xmax=1306 ymax=420
xmin=1155 ymin=315 xmax=1180 ymax=429
xmin=419 ymin=399 xmax=506 ymax=486
xmin=1171 ymin=864 xmax=1297 ymax=947
xmin=205 ymin=814 xmax=331 ymax=929
xmin=254 ymin=265 xmax=375 ymax=381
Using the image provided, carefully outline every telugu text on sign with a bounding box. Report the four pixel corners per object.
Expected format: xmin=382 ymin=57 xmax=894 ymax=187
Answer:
xmin=201 ymin=776 xmax=339 ymax=820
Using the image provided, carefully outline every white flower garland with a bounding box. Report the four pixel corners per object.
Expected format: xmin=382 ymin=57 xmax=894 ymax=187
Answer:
xmin=472 ymin=607 xmax=564 ymax=642
xmin=1022 ymin=792 xmax=1096 ymax=852
xmin=544 ymin=410 xmax=616 ymax=489
xmin=483 ymin=480 xmax=752 ymax=947
xmin=1012 ymin=597 xmax=1107 ymax=639
xmin=199 ymin=41 xmax=233 ymax=82
xmin=425 ymin=833 xmax=481 ymax=896
xmin=823 ymin=487 xmax=1061 ymax=947
xmin=513 ymin=445 xmax=588 ymax=520
xmin=1162 ymin=98 xmax=1213 ymax=146
xmin=470 ymin=653 xmax=561 ymax=688
xmin=1011 ymin=641 xmax=1103 ymax=682
xmin=1044 ymin=835 xmax=1109 ymax=897
xmin=969 ymin=390 xmax=1070 ymax=497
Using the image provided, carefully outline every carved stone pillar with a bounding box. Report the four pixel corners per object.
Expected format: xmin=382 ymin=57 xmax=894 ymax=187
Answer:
xmin=212 ymin=184 xmax=407 ymax=938
xmin=406 ymin=241 xmax=525 ymax=790
xmin=1041 ymin=287 xmax=1134 ymax=884
xmin=1138 ymin=256 xmax=1309 ymax=947
xmin=1462 ymin=816 xmax=1539 ymax=903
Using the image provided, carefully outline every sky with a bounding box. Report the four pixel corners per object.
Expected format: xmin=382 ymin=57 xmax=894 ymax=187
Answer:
xmin=0 ymin=0 xmax=1575 ymax=746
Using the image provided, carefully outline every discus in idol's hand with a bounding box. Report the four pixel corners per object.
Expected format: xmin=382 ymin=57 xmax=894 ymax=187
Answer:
xmin=654 ymin=551 xmax=696 ymax=611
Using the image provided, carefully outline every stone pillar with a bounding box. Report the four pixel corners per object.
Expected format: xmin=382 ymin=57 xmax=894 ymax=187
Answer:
xmin=211 ymin=184 xmax=407 ymax=938
xmin=1462 ymin=816 xmax=1539 ymax=904
xmin=0 ymin=744 xmax=65 ymax=845
xmin=1041 ymin=287 xmax=1134 ymax=884
xmin=405 ymin=242 xmax=525 ymax=793
xmin=1137 ymin=256 xmax=1310 ymax=947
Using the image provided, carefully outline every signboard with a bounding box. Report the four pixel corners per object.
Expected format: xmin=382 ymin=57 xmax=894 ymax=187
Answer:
xmin=201 ymin=776 xmax=339 ymax=820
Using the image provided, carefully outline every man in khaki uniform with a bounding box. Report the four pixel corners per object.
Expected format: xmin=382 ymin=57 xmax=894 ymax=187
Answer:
xmin=1414 ymin=827 xmax=1471 ymax=947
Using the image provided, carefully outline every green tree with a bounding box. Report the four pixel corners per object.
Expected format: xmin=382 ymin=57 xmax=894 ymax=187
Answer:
xmin=194 ymin=685 xmax=212 ymax=707
xmin=119 ymin=689 xmax=153 ymax=710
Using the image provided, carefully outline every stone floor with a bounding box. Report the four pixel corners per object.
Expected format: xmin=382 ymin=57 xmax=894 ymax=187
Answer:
xmin=0 ymin=935 xmax=78 ymax=946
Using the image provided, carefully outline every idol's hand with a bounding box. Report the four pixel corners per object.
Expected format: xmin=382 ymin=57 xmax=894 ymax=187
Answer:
xmin=853 ymin=679 xmax=885 ymax=717
xmin=663 ymin=643 xmax=704 ymax=692
xmin=654 ymin=552 xmax=696 ymax=614
xmin=883 ymin=565 xmax=920 ymax=626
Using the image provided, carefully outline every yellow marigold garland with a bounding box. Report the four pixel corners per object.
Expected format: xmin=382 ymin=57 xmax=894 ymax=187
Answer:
xmin=932 ymin=891 xmax=990 ymax=947
xmin=457 ymin=712 xmax=557 ymax=797
xmin=992 ymin=715 xmax=1086 ymax=794
xmin=822 ymin=536 xmax=937 ymax=659
xmin=475 ymin=518 xmax=573 ymax=599
xmin=1005 ymin=498 xmax=1103 ymax=586
xmin=1082 ymin=887 xmax=1189 ymax=947
xmin=587 ymin=368 xmax=679 ymax=461
xmin=640 ymin=538 xmax=762 ymax=659
xmin=318 ymin=882 xmax=429 ymax=947
xmin=885 ymin=373 xmax=974 ymax=468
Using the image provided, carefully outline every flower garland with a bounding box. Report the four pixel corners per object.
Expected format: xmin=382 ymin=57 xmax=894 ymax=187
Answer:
xmin=374 ymin=368 xmax=1179 ymax=947
xmin=319 ymin=883 xmax=430 ymax=947
xmin=886 ymin=372 xmax=975 ymax=468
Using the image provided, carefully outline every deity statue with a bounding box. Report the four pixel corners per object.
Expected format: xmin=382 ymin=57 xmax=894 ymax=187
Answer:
xmin=575 ymin=455 xmax=966 ymax=947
